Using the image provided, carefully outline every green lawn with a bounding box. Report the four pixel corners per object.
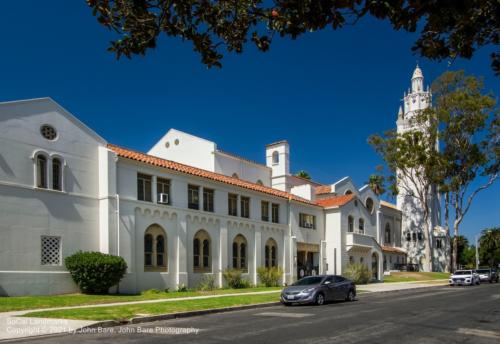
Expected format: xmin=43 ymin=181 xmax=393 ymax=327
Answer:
xmin=0 ymin=287 xmax=281 ymax=313
xmin=383 ymin=272 xmax=449 ymax=283
xmin=23 ymin=293 xmax=281 ymax=321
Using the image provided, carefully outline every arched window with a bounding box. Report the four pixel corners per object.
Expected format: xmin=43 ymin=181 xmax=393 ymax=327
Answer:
xmin=36 ymin=155 xmax=48 ymax=188
xmin=256 ymin=179 xmax=263 ymax=186
xmin=193 ymin=230 xmax=211 ymax=272
xmin=272 ymin=151 xmax=279 ymax=164
xmin=412 ymin=232 xmax=417 ymax=241
xmin=52 ymin=158 xmax=62 ymax=191
xmin=144 ymin=234 xmax=153 ymax=266
xmin=358 ymin=218 xmax=365 ymax=234
xmin=365 ymin=197 xmax=374 ymax=214
xmin=232 ymin=234 xmax=248 ymax=271
xmin=265 ymin=238 xmax=278 ymax=268
xmin=417 ymin=232 xmax=423 ymax=241
xmin=349 ymin=256 xmax=354 ymax=264
xmin=232 ymin=173 xmax=239 ymax=179
xmin=385 ymin=223 xmax=391 ymax=244
xmin=144 ymin=225 xmax=167 ymax=271
xmin=347 ymin=216 xmax=354 ymax=232
xmin=406 ymin=232 xmax=411 ymax=241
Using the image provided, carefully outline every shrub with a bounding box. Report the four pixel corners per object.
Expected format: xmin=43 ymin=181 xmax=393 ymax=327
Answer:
xmin=177 ymin=283 xmax=188 ymax=292
xmin=343 ymin=263 xmax=371 ymax=284
xmin=257 ymin=266 xmax=283 ymax=287
xmin=65 ymin=251 xmax=127 ymax=294
xmin=223 ymin=269 xmax=251 ymax=289
xmin=197 ymin=274 xmax=217 ymax=291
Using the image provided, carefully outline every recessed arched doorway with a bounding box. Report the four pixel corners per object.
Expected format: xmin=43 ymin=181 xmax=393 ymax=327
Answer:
xmin=371 ymin=253 xmax=378 ymax=280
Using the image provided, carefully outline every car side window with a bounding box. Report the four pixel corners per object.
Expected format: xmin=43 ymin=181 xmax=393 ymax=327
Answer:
xmin=333 ymin=276 xmax=345 ymax=283
xmin=324 ymin=276 xmax=334 ymax=284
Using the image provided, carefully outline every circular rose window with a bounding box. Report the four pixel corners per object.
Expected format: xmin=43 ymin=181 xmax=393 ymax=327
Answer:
xmin=40 ymin=125 xmax=57 ymax=141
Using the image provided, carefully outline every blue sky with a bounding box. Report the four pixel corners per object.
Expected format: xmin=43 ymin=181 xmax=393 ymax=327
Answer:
xmin=1 ymin=1 xmax=498 ymax=242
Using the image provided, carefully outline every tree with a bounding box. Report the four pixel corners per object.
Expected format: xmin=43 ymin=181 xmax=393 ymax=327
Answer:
xmin=295 ymin=170 xmax=311 ymax=180
xmin=479 ymin=228 xmax=500 ymax=268
xmin=426 ymin=71 xmax=499 ymax=272
xmin=450 ymin=235 xmax=476 ymax=268
xmin=367 ymin=174 xmax=385 ymax=196
xmin=369 ymin=121 xmax=442 ymax=272
xmin=86 ymin=1 xmax=500 ymax=73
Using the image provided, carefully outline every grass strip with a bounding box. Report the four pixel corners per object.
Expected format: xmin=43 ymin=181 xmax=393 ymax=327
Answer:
xmin=23 ymin=292 xmax=281 ymax=321
xmin=0 ymin=287 xmax=281 ymax=312
xmin=383 ymin=272 xmax=449 ymax=283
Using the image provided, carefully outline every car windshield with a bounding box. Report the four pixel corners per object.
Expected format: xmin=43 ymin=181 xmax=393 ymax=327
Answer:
xmin=292 ymin=277 xmax=323 ymax=286
xmin=476 ymin=269 xmax=490 ymax=274
xmin=454 ymin=270 xmax=472 ymax=275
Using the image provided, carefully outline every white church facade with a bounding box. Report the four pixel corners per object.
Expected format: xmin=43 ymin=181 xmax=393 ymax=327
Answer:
xmin=0 ymin=67 xmax=444 ymax=296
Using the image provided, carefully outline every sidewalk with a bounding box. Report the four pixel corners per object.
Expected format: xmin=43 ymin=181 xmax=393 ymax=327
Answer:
xmin=0 ymin=282 xmax=447 ymax=341
xmin=358 ymin=279 xmax=449 ymax=293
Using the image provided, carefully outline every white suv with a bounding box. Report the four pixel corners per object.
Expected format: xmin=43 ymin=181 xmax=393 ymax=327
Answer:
xmin=449 ymin=270 xmax=480 ymax=286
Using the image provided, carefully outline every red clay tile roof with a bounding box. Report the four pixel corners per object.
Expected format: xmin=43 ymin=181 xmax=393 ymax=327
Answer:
xmin=315 ymin=194 xmax=355 ymax=208
xmin=382 ymin=246 xmax=407 ymax=254
xmin=315 ymin=185 xmax=332 ymax=195
xmin=108 ymin=144 xmax=319 ymax=206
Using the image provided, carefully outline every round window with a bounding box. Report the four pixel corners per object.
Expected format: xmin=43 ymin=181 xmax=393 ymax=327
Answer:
xmin=40 ymin=125 xmax=57 ymax=141
xmin=165 ymin=141 xmax=170 ymax=148
xmin=174 ymin=139 xmax=180 ymax=145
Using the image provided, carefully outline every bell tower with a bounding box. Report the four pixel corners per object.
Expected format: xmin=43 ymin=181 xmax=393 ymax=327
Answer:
xmin=396 ymin=65 xmax=442 ymax=271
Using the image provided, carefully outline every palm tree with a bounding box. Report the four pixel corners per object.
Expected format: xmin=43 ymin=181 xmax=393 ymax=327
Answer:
xmin=367 ymin=174 xmax=385 ymax=196
xmin=295 ymin=170 xmax=311 ymax=180
xmin=479 ymin=228 xmax=500 ymax=268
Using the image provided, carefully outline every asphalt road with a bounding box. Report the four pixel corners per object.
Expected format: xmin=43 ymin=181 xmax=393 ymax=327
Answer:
xmin=21 ymin=283 xmax=500 ymax=344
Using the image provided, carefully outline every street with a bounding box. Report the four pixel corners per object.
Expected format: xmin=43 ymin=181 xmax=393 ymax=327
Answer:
xmin=21 ymin=284 xmax=500 ymax=344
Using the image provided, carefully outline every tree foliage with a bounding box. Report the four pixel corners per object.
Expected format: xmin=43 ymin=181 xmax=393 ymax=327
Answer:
xmin=295 ymin=170 xmax=311 ymax=180
xmin=426 ymin=71 xmax=498 ymax=271
xmin=86 ymin=0 xmax=500 ymax=73
xmin=479 ymin=228 xmax=500 ymax=268
xmin=367 ymin=173 xmax=385 ymax=196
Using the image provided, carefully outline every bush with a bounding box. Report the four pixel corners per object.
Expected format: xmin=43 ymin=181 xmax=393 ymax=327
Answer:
xmin=257 ymin=266 xmax=283 ymax=287
xmin=65 ymin=251 xmax=127 ymax=294
xmin=223 ymin=269 xmax=251 ymax=289
xmin=197 ymin=274 xmax=217 ymax=291
xmin=343 ymin=263 xmax=371 ymax=284
xmin=177 ymin=283 xmax=188 ymax=292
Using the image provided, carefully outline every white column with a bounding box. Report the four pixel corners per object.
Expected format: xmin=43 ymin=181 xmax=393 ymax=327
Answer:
xmin=253 ymin=227 xmax=261 ymax=285
xmin=219 ymin=222 xmax=228 ymax=287
xmin=152 ymin=175 xmax=157 ymax=204
xmin=177 ymin=215 xmax=188 ymax=288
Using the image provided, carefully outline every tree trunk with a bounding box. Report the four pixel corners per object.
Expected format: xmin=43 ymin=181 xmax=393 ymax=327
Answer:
xmin=452 ymin=219 xmax=460 ymax=271
xmin=422 ymin=207 xmax=433 ymax=272
xmin=444 ymin=192 xmax=451 ymax=272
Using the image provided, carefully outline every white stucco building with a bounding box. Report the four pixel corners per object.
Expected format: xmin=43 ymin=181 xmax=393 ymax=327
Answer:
xmin=2 ymin=68 xmax=455 ymax=296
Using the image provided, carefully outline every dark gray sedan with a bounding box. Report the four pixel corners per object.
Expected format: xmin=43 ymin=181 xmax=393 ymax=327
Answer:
xmin=281 ymin=275 xmax=356 ymax=306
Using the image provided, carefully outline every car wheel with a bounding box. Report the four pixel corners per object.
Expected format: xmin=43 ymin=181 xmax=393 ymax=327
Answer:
xmin=315 ymin=293 xmax=325 ymax=306
xmin=283 ymin=302 xmax=292 ymax=307
xmin=345 ymin=290 xmax=355 ymax=302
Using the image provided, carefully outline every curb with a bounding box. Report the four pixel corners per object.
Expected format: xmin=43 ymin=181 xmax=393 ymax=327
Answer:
xmin=80 ymin=301 xmax=281 ymax=330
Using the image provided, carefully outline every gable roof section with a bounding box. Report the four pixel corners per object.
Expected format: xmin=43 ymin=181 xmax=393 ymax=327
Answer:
xmin=108 ymin=144 xmax=318 ymax=206
xmin=315 ymin=185 xmax=332 ymax=195
xmin=0 ymin=97 xmax=107 ymax=145
xmin=315 ymin=194 xmax=355 ymax=208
